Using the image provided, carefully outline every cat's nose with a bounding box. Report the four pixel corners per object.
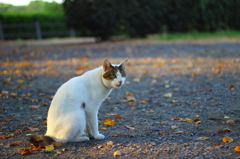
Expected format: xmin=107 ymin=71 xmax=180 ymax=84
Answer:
xmin=118 ymin=81 xmax=122 ymax=84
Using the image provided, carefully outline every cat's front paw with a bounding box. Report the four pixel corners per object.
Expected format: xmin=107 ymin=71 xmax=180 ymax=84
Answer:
xmin=94 ymin=134 xmax=105 ymax=140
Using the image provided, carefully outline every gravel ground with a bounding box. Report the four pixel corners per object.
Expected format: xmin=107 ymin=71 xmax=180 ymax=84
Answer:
xmin=0 ymin=38 xmax=240 ymax=158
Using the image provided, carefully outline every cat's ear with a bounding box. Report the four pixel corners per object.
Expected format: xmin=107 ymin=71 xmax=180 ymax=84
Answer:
xmin=103 ymin=58 xmax=112 ymax=72
xmin=120 ymin=59 xmax=128 ymax=71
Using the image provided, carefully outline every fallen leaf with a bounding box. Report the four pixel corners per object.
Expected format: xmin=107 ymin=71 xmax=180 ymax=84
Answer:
xmin=109 ymin=134 xmax=121 ymax=137
xmin=228 ymin=85 xmax=235 ymax=90
xmin=9 ymin=92 xmax=17 ymax=98
xmin=235 ymin=146 xmax=240 ymax=152
xmin=146 ymin=110 xmax=154 ymax=113
xmin=44 ymin=144 xmax=54 ymax=151
xmin=125 ymin=125 xmax=134 ymax=130
xmin=17 ymin=79 xmax=25 ymax=84
xmin=98 ymin=145 xmax=109 ymax=149
xmin=171 ymin=100 xmax=178 ymax=103
xmin=226 ymin=120 xmax=235 ymax=124
xmin=185 ymin=118 xmax=194 ymax=122
xmin=163 ymin=93 xmax=172 ymax=98
xmin=45 ymin=61 xmax=52 ymax=66
xmin=125 ymin=96 xmax=136 ymax=102
xmin=19 ymin=148 xmax=33 ymax=156
xmin=100 ymin=127 xmax=107 ymax=130
xmin=126 ymin=92 xmax=134 ymax=96
xmin=192 ymin=73 xmax=198 ymax=77
xmin=115 ymin=115 xmax=122 ymax=119
xmin=30 ymin=105 xmax=41 ymax=109
xmin=104 ymin=118 xmax=114 ymax=127
xmin=196 ymin=136 xmax=209 ymax=140
xmin=222 ymin=136 xmax=233 ymax=143
xmin=9 ymin=141 xmax=22 ymax=146
xmin=223 ymin=128 xmax=233 ymax=133
xmin=106 ymin=141 xmax=113 ymax=146
xmin=224 ymin=115 xmax=230 ymax=119
xmin=152 ymin=74 xmax=158 ymax=78
xmin=113 ymin=150 xmax=121 ymax=156
xmin=140 ymin=99 xmax=148 ymax=104
xmin=174 ymin=131 xmax=184 ymax=134
xmin=30 ymin=146 xmax=41 ymax=151
xmin=133 ymin=78 xmax=140 ymax=82
xmin=171 ymin=125 xmax=178 ymax=129
xmin=26 ymin=127 xmax=40 ymax=132
xmin=195 ymin=121 xmax=201 ymax=124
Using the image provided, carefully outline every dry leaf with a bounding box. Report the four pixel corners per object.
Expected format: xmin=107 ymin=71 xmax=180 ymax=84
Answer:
xmin=185 ymin=118 xmax=194 ymax=122
xmin=171 ymin=100 xmax=178 ymax=103
xmin=9 ymin=141 xmax=22 ymax=146
xmin=113 ymin=150 xmax=121 ymax=156
xmin=30 ymin=146 xmax=41 ymax=151
xmin=140 ymin=99 xmax=148 ymax=104
xmin=125 ymin=125 xmax=134 ymax=130
xmin=196 ymin=136 xmax=209 ymax=140
xmin=222 ymin=136 xmax=233 ymax=143
xmin=174 ymin=131 xmax=184 ymax=134
xmin=223 ymin=128 xmax=233 ymax=133
xmin=152 ymin=74 xmax=158 ymax=78
xmin=146 ymin=110 xmax=154 ymax=113
xmin=30 ymin=105 xmax=41 ymax=109
xmin=195 ymin=121 xmax=202 ymax=124
xmin=171 ymin=125 xmax=178 ymax=129
xmin=115 ymin=115 xmax=122 ymax=119
xmin=226 ymin=120 xmax=235 ymax=124
xmin=125 ymin=92 xmax=134 ymax=96
xmin=100 ymin=127 xmax=107 ymax=130
xmin=106 ymin=141 xmax=113 ymax=146
xmin=45 ymin=61 xmax=52 ymax=66
xmin=104 ymin=118 xmax=114 ymax=127
xmin=44 ymin=144 xmax=54 ymax=151
xmin=19 ymin=148 xmax=33 ymax=156
xmin=235 ymin=146 xmax=240 ymax=152
xmin=163 ymin=93 xmax=172 ymax=98
xmin=125 ymin=96 xmax=136 ymax=102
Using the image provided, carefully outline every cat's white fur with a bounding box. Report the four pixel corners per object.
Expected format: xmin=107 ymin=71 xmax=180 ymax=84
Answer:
xmin=45 ymin=59 xmax=128 ymax=143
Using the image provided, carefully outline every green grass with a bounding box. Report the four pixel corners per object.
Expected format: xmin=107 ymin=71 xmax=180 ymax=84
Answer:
xmin=149 ymin=30 xmax=240 ymax=41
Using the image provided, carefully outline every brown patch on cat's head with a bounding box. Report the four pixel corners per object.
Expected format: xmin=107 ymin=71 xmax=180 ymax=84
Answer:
xmin=103 ymin=65 xmax=118 ymax=80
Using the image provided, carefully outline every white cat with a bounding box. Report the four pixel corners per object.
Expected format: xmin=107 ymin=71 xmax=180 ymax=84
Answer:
xmin=30 ymin=58 xmax=128 ymax=147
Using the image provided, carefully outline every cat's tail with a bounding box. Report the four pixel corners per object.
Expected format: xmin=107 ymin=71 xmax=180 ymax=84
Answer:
xmin=29 ymin=134 xmax=54 ymax=147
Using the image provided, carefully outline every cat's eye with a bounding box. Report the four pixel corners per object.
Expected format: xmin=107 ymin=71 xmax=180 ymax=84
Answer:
xmin=110 ymin=74 xmax=116 ymax=78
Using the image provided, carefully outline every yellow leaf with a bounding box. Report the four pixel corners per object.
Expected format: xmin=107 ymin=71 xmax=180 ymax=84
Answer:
xmin=104 ymin=118 xmax=114 ymax=127
xmin=44 ymin=144 xmax=54 ymax=151
xmin=171 ymin=125 xmax=178 ymax=129
xmin=224 ymin=115 xmax=230 ymax=119
xmin=126 ymin=92 xmax=134 ymax=96
xmin=163 ymin=93 xmax=172 ymax=98
xmin=222 ymin=136 xmax=233 ymax=143
xmin=185 ymin=118 xmax=194 ymax=122
xmin=133 ymin=78 xmax=140 ymax=82
xmin=113 ymin=150 xmax=121 ymax=156
xmin=17 ymin=79 xmax=25 ymax=84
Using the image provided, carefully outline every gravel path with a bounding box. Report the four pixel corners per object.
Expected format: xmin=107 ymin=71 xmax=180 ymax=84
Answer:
xmin=0 ymin=38 xmax=240 ymax=158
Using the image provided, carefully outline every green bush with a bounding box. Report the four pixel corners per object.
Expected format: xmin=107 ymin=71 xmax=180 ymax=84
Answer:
xmin=63 ymin=0 xmax=240 ymax=40
xmin=0 ymin=12 xmax=66 ymax=39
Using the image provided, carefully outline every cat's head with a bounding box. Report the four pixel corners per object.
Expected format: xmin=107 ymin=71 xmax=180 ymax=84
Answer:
xmin=102 ymin=59 xmax=128 ymax=89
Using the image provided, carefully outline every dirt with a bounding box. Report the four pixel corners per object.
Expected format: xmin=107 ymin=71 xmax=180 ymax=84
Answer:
xmin=0 ymin=38 xmax=240 ymax=158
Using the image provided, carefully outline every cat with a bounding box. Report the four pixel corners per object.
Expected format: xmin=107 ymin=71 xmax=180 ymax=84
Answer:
xmin=30 ymin=58 xmax=128 ymax=147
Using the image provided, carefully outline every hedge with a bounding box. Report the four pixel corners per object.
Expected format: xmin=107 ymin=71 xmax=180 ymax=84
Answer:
xmin=63 ymin=0 xmax=240 ymax=40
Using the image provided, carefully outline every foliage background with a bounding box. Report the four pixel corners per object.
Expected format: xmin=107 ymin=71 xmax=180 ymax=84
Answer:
xmin=0 ymin=0 xmax=240 ymax=40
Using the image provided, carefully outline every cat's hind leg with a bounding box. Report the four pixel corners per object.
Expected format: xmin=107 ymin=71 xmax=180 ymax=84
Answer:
xmin=70 ymin=131 xmax=89 ymax=142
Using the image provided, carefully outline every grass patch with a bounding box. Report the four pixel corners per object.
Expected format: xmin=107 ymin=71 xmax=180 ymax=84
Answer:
xmin=148 ymin=30 xmax=240 ymax=41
